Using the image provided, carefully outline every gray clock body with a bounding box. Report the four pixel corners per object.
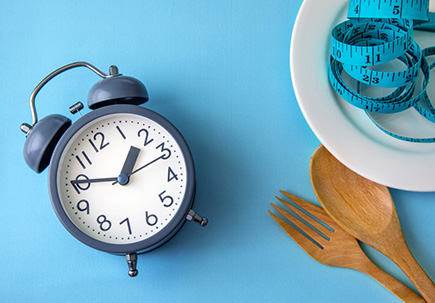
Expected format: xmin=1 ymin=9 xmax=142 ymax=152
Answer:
xmin=48 ymin=104 xmax=196 ymax=255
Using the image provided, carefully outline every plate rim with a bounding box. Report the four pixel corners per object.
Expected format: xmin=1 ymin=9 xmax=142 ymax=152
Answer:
xmin=290 ymin=0 xmax=435 ymax=192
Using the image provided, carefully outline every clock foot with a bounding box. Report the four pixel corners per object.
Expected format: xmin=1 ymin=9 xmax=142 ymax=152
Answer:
xmin=126 ymin=252 xmax=138 ymax=277
xmin=186 ymin=209 xmax=208 ymax=227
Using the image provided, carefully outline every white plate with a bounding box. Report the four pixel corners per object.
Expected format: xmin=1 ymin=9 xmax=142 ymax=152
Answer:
xmin=290 ymin=0 xmax=435 ymax=191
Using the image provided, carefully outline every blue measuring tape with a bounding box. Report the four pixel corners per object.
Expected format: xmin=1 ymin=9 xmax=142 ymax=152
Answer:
xmin=329 ymin=0 xmax=435 ymax=142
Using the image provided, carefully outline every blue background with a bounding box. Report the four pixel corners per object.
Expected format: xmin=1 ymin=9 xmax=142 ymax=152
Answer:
xmin=1 ymin=0 xmax=434 ymax=302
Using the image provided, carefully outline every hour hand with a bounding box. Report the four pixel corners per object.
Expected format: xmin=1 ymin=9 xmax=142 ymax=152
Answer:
xmin=121 ymin=146 xmax=141 ymax=175
xmin=115 ymin=146 xmax=141 ymax=185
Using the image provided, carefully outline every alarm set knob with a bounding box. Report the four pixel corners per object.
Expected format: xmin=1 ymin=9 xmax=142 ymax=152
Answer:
xmin=186 ymin=209 xmax=208 ymax=226
xmin=69 ymin=101 xmax=84 ymax=115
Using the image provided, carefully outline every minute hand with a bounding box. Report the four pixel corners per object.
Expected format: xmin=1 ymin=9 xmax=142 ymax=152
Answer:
xmin=71 ymin=177 xmax=118 ymax=184
xmin=129 ymin=155 xmax=166 ymax=176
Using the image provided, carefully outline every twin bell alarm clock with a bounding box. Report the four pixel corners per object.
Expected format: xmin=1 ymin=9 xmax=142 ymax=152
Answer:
xmin=20 ymin=62 xmax=207 ymax=277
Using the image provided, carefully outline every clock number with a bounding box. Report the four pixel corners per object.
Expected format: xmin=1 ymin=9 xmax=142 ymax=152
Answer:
xmin=97 ymin=215 xmax=111 ymax=231
xmin=145 ymin=211 xmax=158 ymax=226
xmin=168 ymin=167 xmax=179 ymax=182
xmin=116 ymin=126 xmax=126 ymax=139
xmin=76 ymin=151 xmax=92 ymax=169
xmin=156 ymin=142 xmax=171 ymax=159
xmin=138 ymin=128 xmax=154 ymax=146
xmin=75 ymin=155 xmax=86 ymax=169
xmin=119 ymin=217 xmax=132 ymax=235
xmin=159 ymin=190 xmax=174 ymax=207
xmin=89 ymin=132 xmax=110 ymax=152
xmin=77 ymin=199 xmax=90 ymax=214
xmin=89 ymin=139 xmax=98 ymax=152
xmin=71 ymin=174 xmax=90 ymax=194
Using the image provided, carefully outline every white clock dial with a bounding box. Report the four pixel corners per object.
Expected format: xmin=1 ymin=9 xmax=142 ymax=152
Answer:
xmin=56 ymin=113 xmax=188 ymax=244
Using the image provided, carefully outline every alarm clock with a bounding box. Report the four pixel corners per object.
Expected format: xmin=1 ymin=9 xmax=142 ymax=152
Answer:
xmin=20 ymin=62 xmax=207 ymax=277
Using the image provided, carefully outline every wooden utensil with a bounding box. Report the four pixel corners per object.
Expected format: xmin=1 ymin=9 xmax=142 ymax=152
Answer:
xmin=269 ymin=191 xmax=425 ymax=302
xmin=310 ymin=145 xmax=435 ymax=302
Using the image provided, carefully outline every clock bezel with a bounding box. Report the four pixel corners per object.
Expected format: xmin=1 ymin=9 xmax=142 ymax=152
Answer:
xmin=48 ymin=104 xmax=196 ymax=254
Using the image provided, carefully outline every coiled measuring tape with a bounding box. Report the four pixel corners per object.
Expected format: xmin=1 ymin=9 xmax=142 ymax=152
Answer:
xmin=329 ymin=0 xmax=435 ymax=142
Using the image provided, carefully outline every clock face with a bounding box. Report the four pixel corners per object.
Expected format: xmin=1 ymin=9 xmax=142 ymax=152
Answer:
xmin=49 ymin=106 xmax=194 ymax=253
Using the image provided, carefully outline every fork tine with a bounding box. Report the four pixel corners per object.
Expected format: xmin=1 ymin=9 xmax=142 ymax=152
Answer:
xmin=280 ymin=190 xmax=338 ymax=232
xmin=270 ymin=202 xmax=328 ymax=248
xmin=268 ymin=210 xmax=322 ymax=255
xmin=276 ymin=195 xmax=333 ymax=238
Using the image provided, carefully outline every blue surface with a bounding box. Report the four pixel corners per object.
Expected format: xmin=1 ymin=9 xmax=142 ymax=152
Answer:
xmin=0 ymin=1 xmax=433 ymax=302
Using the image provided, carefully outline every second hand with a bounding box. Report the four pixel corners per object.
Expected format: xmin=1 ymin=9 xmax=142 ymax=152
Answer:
xmin=111 ymin=155 xmax=165 ymax=185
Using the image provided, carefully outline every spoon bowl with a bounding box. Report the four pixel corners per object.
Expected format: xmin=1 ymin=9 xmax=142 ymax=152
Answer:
xmin=310 ymin=146 xmax=395 ymax=242
xmin=310 ymin=145 xmax=435 ymax=302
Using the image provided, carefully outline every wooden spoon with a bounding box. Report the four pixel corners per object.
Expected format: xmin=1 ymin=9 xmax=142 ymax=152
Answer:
xmin=310 ymin=145 xmax=435 ymax=302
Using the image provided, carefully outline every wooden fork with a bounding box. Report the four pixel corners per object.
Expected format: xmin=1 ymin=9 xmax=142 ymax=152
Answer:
xmin=269 ymin=190 xmax=425 ymax=303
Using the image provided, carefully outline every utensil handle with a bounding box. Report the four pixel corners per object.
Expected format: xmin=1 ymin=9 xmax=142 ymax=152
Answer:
xmin=356 ymin=257 xmax=425 ymax=303
xmin=391 ymin=246 xmax=435 ymax=303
